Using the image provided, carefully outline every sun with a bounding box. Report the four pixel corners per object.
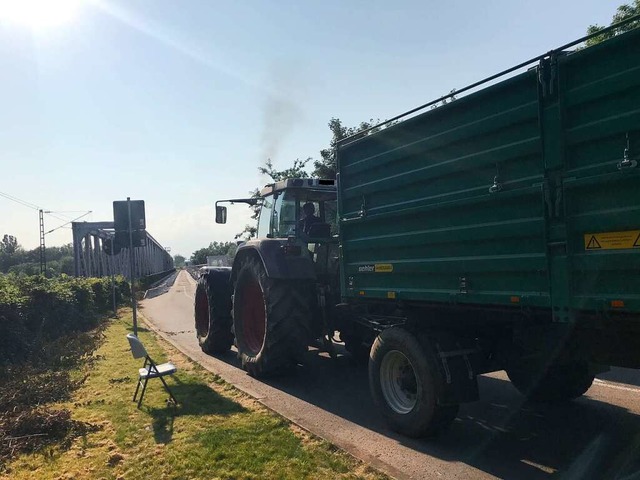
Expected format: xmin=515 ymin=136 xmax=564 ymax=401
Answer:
xmin=0 ymin=0 xmax=81 ymax=29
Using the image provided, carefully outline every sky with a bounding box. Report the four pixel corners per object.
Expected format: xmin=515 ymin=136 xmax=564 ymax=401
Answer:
xmin=0 ymin=0 xmax=623 ymax=258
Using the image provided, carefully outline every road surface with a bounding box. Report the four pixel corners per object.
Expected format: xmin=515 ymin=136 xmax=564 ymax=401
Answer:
xmin=140 ymin=270 xmax=640 ymax=480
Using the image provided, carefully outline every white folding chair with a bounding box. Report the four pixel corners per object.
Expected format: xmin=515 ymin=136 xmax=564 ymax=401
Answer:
xmin=126 ymin=334 xmax=178 ymax=407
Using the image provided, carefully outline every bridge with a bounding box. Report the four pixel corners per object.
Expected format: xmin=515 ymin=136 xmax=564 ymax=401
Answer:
xmin=72 ymin=221 xmax=173 ymax=279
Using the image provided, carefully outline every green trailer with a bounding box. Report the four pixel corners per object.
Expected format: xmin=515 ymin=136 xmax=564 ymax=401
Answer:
xmin=337 ymin=26 xmax=640 ymax=435
xmin=202 ymin=23 xmax=640 ymax=439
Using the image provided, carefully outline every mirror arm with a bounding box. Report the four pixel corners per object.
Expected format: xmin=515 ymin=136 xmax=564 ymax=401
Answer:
xmin=216 ymin=198 xmax=260 ymax=207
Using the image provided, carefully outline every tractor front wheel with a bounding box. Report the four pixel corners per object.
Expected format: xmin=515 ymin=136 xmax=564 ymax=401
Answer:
xmin=194 ymin=271 xmax=233 ymax=354
xmin=232 ymin=257 xmax=313 ymax=377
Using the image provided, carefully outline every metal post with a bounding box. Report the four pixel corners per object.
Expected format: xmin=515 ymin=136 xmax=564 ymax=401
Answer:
xmin=39 ymin=210 xmax=46 ymax=276
xmin=127 ymin=197 xmax=138 ymax=336
xmin=111 ymin=236 xmax=117 ymax=318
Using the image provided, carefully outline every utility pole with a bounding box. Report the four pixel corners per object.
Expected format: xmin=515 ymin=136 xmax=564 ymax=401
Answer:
xmin=39 ymin=209 xmax=46 ymax=276
xmin=39 ymin=210 xmax=91 ymax=277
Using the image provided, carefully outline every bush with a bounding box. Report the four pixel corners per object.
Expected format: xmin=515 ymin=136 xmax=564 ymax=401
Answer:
xmin=0 ymin=274 xmax=129 ymax=366
xmin=0 ymin=274 xmax=124 ymax=469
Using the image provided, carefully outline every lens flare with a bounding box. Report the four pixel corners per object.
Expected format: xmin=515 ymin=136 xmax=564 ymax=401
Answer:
xmin=0 ymin=0 xmax=81 ymax=29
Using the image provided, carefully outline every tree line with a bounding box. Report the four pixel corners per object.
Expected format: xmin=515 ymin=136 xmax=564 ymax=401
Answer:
xmin=0 ymin=234 xmax=74 ymax=276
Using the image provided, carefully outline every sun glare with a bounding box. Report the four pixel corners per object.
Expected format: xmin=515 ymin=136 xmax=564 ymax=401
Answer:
xmin=0 ymin=0 xmax=81 ymax=29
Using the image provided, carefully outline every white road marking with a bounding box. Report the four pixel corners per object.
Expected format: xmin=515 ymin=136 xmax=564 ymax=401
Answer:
xmin=593 ymin=379 xmax=640 ymax=393
xmin=182 ymin=286 xmax=193 ymax=300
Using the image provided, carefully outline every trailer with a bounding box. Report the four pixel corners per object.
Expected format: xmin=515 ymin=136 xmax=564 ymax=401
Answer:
xmin=198 ymin=23 xmax=640 ymax=437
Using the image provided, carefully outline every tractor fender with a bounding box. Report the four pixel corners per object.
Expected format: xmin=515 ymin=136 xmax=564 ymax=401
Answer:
xmin=199 ymin=266 xmax=232 ymax=287
xmin=232 ymin=239 xmax=316 ymax=282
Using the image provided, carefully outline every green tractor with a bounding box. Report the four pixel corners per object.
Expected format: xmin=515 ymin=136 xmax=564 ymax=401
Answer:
xmin=194 ymin=178 xmax=346 ymax=377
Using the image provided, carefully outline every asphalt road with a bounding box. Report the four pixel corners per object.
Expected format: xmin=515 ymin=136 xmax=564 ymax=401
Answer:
xmin=140 ymin=270 xmax=640 ymax=480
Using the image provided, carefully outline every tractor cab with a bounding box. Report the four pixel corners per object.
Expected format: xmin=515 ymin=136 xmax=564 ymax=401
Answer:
xmin=215 ymin=178 xmax=338 ymax=243
xmin=215 ymin=177 xmax=339 ymax=284
xmin=257 ymin=178 xmax=338 ymax=242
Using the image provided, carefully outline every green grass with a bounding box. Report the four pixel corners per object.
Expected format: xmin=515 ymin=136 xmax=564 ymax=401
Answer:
xmin=4 ymin=309 xmax=387 ymax=480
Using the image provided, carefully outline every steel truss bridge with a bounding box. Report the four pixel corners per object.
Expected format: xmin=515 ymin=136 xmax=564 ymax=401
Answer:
xmin=72 ymin=221 xmax=173 ymax=279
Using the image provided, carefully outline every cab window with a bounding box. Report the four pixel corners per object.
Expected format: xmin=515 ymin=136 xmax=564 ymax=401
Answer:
xmin=272 ymin=192 xmax=297 ymax=238
xmin=257 ymin=195 xmax=273 ymax=238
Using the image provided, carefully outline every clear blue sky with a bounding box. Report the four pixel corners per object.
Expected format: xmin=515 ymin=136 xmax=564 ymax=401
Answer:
xmin=0 ymin=0 xmax=622 ymax=257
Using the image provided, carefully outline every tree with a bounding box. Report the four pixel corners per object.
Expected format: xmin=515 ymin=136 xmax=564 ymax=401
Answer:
xmin=190 ymin=241 xmax=237 ymax=266
xmin=259 ymin=157 xmax=310 ymax=181
xmin=0 ymin=234 xmax=19 ymax=255
xmin=173 ymin=254 xmax=186 ymax=268
xmin=0 ymin=234 xmax=23 ymax=273
xmin=0 ymin=239 xmax=74 ymax=276
xmin=237 ymin=117 xmax=386 ymax=239
xmin=585 ymin=1 xmax=640 ymax=47
xmin=312 ymin=118 xmax=382 ymax=179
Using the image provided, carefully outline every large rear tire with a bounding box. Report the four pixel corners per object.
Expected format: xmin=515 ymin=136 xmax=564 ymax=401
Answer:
xmin=369 ymin=328 xmax=459 ymax=438
xmin=233 ymin=257 xmax=313 ymax=377
xmin=506 ymin=360 xmax=594 ymax=402
xmin=194 ymin=270 xmax=233 ymax=354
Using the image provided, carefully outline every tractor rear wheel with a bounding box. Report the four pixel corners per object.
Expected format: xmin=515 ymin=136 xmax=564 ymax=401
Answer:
xmin=233 ymin=257 xmax=313 ymax=377
xmin=369 ymin=328 xmax=459 ymax=438
xmin=194 ymin=270 xmax=234 ymax=354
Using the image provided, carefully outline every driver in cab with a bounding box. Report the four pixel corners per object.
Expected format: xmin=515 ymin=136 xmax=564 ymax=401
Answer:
xmin=299 ymin=202 xmax=321 ymax=235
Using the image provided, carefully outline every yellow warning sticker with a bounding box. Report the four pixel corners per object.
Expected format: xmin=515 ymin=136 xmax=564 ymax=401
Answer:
xmin=584 ymin=230 xmax=640 ymax=250
xmin=375 ymin=264 xmax=394 ymax=273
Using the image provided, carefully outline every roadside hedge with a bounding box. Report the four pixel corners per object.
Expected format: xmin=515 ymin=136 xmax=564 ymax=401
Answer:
xmin=0 ymin=274 xmax=130 ymax=366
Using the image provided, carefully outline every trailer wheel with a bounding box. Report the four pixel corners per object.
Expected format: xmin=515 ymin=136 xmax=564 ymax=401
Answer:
xmin=506 ymin=360 xmax=594 ymax=402
xmin=233 ymin=257 xmax=313 ymax=377
xmin=194 ymin=271 xmax=234 ymax=354
xmin=369 ymin=328 xmax=458 ymax=437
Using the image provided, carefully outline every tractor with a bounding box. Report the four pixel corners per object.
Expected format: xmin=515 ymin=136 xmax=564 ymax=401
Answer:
xmin=194 ymin=178 xmax=348 ymax=377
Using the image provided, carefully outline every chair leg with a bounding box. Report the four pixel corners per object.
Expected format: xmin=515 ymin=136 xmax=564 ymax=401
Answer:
xmin=137 ymin=376 xmax=149 ymax=408
xmin=159 ymin=375 xmax=178 ymax=405
xmin=133 ymin=377 xmax=142 ymax=402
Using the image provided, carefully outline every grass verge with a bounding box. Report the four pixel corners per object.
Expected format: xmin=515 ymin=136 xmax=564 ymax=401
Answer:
xmin=3 ymin=309 xmax=387 ymax=480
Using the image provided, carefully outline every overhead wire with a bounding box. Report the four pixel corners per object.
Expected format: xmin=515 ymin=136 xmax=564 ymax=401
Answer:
xmin=44 ymin=211 xmax=92 ymax=235
xmin=0 ymin=189 xmax=89 ymax=232
xmin=0 ymin=190 xmax=41 ymax=210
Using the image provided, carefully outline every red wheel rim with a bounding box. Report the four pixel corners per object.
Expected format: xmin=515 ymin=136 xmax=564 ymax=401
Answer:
xmin=194 ymin=288 xmax=209 ymax=336
xmin=241 ymin=277 xmax=266 ymax=355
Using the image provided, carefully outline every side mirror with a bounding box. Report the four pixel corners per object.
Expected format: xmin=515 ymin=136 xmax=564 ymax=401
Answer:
xmin=215 ymin=205 xmax=227 ymax=224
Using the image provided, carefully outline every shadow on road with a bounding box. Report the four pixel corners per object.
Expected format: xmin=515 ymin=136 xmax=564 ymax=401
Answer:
xmin=210 ymin=345 xmax=640 ymax=480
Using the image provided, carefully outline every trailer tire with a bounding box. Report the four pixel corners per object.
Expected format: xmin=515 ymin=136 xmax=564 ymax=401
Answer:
xmin=194 ymin=271 xmax=234 ymax=354
xmin=233 ymin=257 xmax=313 ymax=377
xmin=369 ymin=328 xmax=458 ymax=438
xmin=506 ymin=361 xmax=594 ymax=402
